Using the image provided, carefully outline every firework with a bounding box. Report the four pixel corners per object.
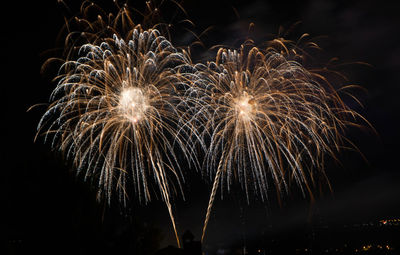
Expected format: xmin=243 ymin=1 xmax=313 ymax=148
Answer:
xmin=194 ymin=42 xmax=365 ymax=241
xmin=36 ymin=1 xmax=369 ymax=246
xmin=37 ymin=25 xmax=197 ymax=246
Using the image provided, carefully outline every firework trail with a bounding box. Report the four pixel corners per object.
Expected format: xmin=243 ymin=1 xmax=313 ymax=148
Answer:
xmin=36 ymin=1 xmax=199 ymax=245
xmin=194 ymin=41 xmax=366 ymax=241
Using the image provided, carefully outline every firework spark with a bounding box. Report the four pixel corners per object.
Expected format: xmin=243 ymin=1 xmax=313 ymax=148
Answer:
xmin=37 ymin=26 xmax=197 ymax=246
xmin=194 ymin=42 xmax=366 ymax=241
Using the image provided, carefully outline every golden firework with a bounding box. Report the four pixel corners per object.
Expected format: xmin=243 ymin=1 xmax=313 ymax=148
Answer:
xmin=194 ymin=42 xmax=367 ymax=241
xmin=37 ymin=25 xmax=197 ymax=247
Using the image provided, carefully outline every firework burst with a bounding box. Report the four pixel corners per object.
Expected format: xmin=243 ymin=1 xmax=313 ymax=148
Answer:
xmin=35 ymin=1 xmax=370 ymax=246
xmin=37 ymin=25 xmax=197 ymax=246
xmin=194 ymin=41 xmax=366 ymax=241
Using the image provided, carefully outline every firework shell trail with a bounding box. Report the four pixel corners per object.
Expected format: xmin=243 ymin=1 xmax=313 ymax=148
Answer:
xmin=194 ymin=42 xmax=366 ymax=242
xmin=37 ymin=24 xmax=199 ymax=247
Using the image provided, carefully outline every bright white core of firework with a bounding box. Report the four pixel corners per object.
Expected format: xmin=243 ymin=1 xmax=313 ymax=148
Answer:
xmin=119 ymin=87 xmax=149 ymax=123
xmin=235 ymin=92 xmax=255 ymax=118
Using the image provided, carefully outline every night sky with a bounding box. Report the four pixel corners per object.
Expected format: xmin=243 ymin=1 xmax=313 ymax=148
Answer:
xmin=4 ymin=0 xmax=400 ymax=254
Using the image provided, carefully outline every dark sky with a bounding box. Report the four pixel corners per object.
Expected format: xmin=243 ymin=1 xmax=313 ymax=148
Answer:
xmin=4 ymin=0 xmax=400 ymax=253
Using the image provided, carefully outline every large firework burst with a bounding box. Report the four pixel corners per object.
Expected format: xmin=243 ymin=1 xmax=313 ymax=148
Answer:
xmin=194 ymin=42 xmax=365 ymax=241
xmin=37 ymin=26 xmax=196 ymax=246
